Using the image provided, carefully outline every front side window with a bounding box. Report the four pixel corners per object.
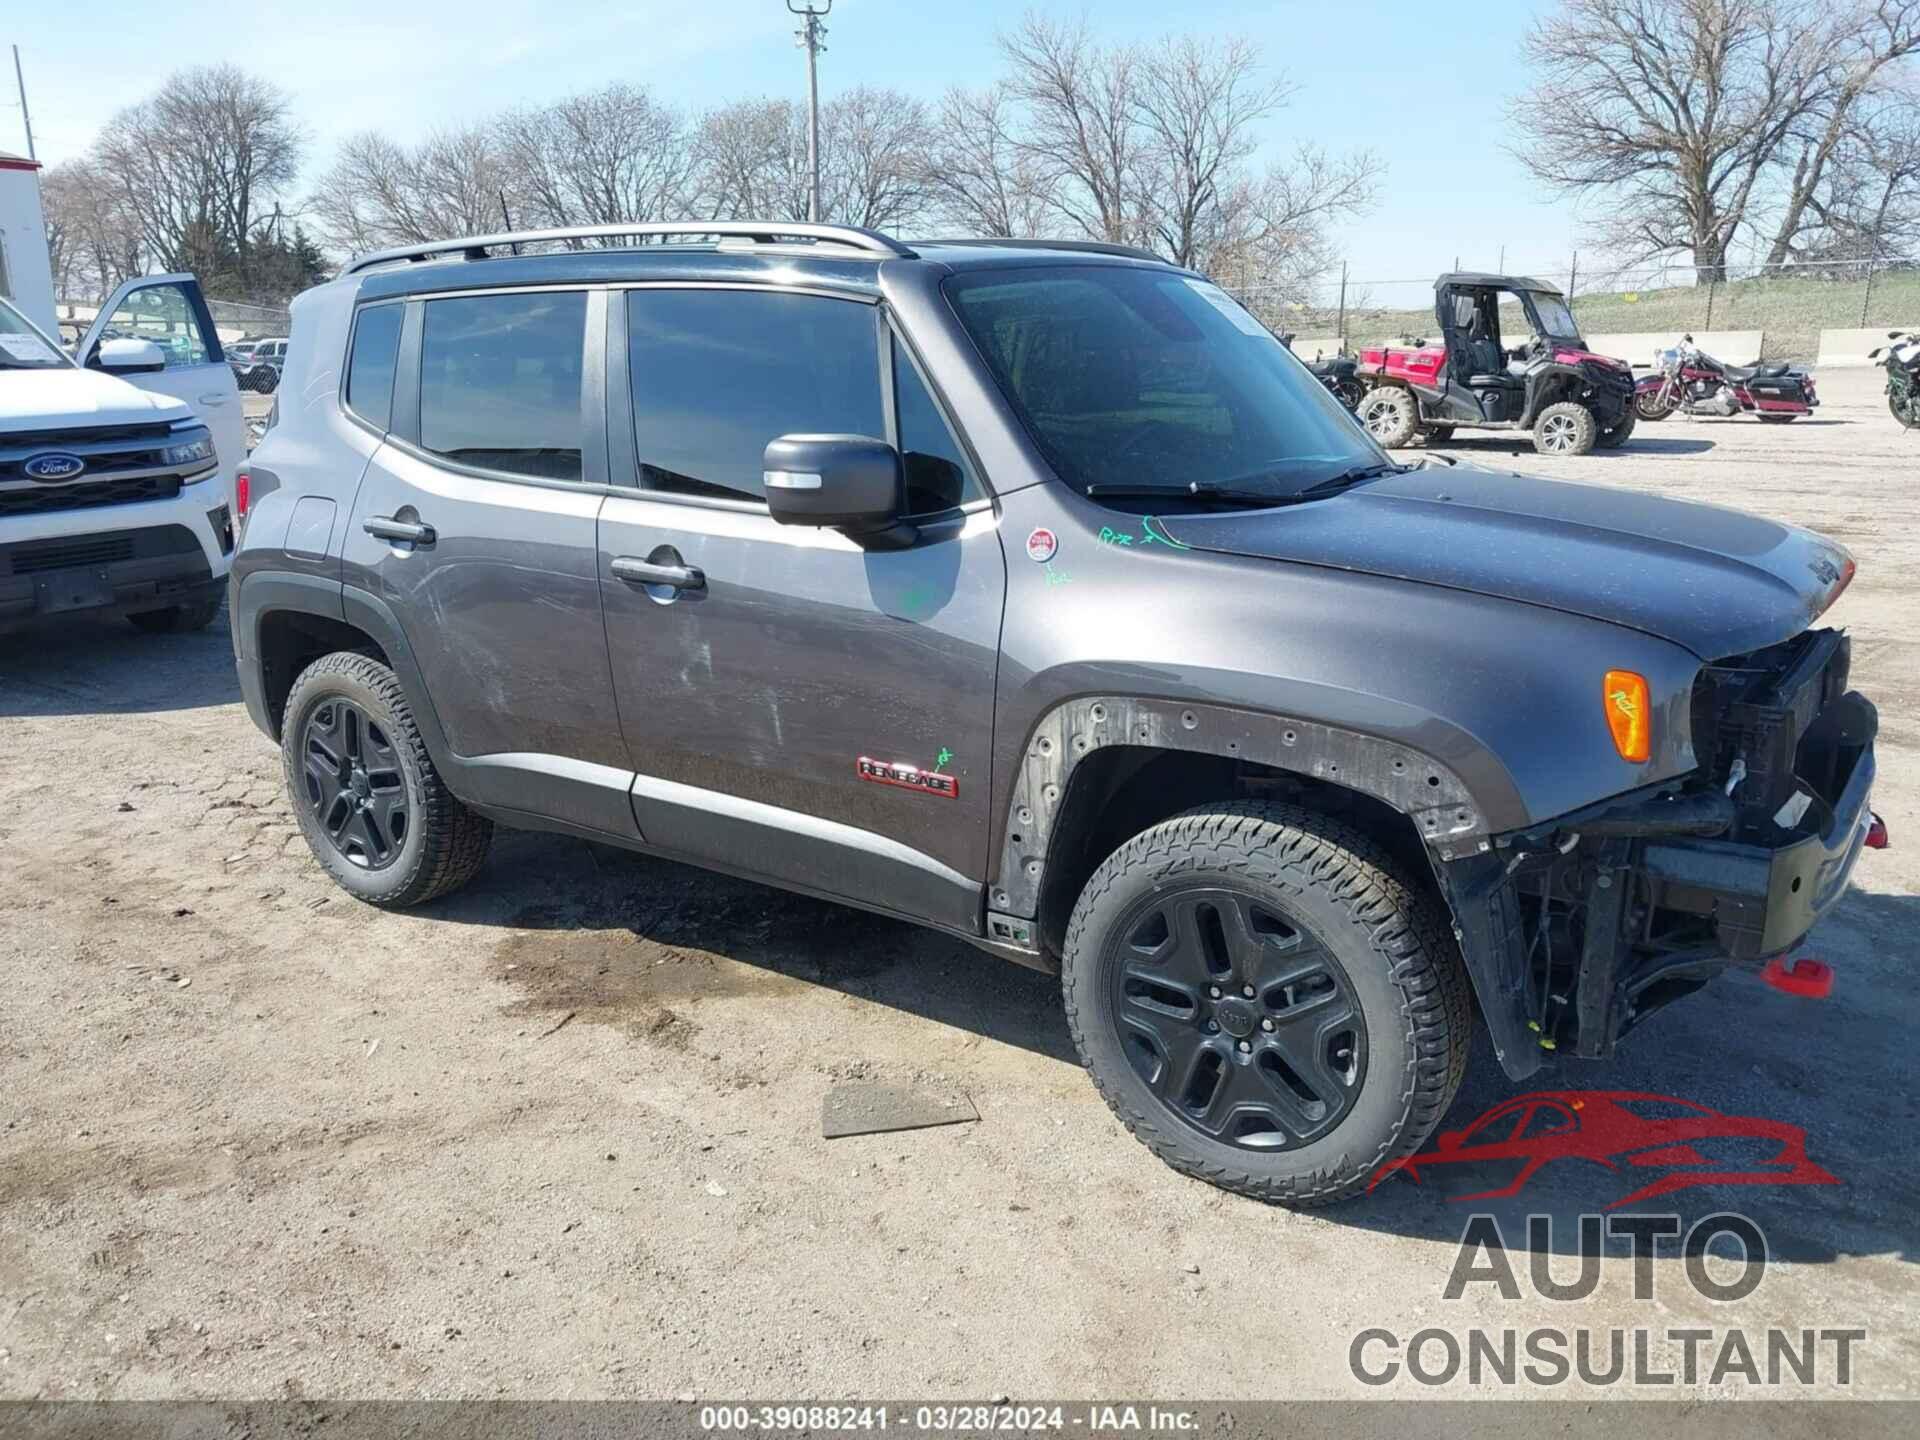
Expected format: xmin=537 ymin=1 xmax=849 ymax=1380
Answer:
xmin=345 ymin=305 xmax=404 ymax=432
xmin=95 ymin=282 xmax=214 ymax=368
xmin=946 ymin=265 xmax=1382 ymax=502
xmin=627 ymin=289 xmax=883 ymax=502
xmin=419 ymin=291 xmax=586 ymax=480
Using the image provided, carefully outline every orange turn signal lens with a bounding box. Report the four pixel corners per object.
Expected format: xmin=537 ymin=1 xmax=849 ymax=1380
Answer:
xmin=1603 ymin=670 xmax=1650 ymax=763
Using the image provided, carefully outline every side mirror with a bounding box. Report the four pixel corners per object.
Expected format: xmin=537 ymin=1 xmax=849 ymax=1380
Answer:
xmin=94 ymin=337 xmax=167 ymax=374
xmin=1681 ymin=332 xmax=1694 ymax=343
xmin=763 ymin=434 xmax=915 ymax=548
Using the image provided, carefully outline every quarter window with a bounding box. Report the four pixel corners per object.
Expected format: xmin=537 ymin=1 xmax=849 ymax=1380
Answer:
xmin=419 ymin=291 xmax=586 ymax=481
xmin=893 ymin=342 xmax=978 ymax=513
xmin=345 ymin=305 xmax=404 ymax=432
xmin=626 ymin=289 xmax=884 ymax=502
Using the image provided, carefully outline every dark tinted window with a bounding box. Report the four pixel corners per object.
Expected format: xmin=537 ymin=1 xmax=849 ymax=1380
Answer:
xmin=345 ymin=305 xmax=404 ymax=431
xmin=627 ymin=289 xmax=883 ymax=501
xmin=420 ymin=291 xmax=586 ymax=480
xmin=946 ymin=266 xmax=1379 ymax=502
xmin=894 ymin=343 xmax=978 ymax=513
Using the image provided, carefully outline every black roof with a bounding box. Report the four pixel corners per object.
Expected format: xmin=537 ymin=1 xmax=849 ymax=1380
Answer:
xmin=1436 ymin=271 xmax=1564 ymax=296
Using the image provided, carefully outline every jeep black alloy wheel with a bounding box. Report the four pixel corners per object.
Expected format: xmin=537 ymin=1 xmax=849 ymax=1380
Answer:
xmin=1063 ymin=802 xmax=1470 ymax=1206
xmin=282 ymin=652 xmax=493 ymax=906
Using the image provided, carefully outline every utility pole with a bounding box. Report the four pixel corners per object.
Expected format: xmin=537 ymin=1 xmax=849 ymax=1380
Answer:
xmin=788 ymin=0 xmax=831 ymax=222
xmin=12 ymin=45 xmax=34 ymax=161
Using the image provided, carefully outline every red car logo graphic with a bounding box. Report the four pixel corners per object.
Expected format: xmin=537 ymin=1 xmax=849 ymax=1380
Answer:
xmin=1368 ymin=1091 xmax=1839 ymax=1208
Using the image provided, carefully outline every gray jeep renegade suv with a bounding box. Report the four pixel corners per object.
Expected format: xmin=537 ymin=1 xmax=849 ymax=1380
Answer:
xmin=232 ymin=222 xmax=1881 ymax=1204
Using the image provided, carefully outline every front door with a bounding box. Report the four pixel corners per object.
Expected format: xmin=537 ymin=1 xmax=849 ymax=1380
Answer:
xmin=338 ymin=286 xmax=634 ymax=838
xmin=79 ymin=274 xmax=245 ymax=504
xmin=598 ymin=285 xmax=1006 ymax=932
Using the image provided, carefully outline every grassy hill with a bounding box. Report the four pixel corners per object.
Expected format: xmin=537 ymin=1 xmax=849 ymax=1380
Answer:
xmin=1336 ymin=270 xmax=1920 ymax=362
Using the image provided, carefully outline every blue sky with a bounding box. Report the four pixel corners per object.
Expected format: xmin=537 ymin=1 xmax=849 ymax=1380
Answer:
xmin=3 ymin=0 xmax=1588 ymax=293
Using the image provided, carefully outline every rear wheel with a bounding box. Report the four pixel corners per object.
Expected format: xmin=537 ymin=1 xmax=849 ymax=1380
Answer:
xmin=1062 ymin=801 xmax=1471 ymax=1206
xmin=1893 ymin=389 xmax=1920 ymax=429
xmin=1420 ymin=424 xmax=1455 ymax=445
xmin=282 ymin=651 xmax=493 ymax=907
xmin=1359 ymin=387 xmax=1419 ymax=448
xmin=1596 ymin=411 xmax=1637 ymax=449
xmin=1533 ymin=401 xmax=1597 ymax=455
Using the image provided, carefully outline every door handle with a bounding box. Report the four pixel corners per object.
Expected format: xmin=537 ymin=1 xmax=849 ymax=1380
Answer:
xmin=364 ymin=515 xmax=436 ymax=545
xmin=611 ymin=556 xmax=704 ymax=591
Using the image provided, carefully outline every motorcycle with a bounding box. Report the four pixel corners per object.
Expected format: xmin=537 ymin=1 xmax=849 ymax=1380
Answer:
xmin=1868 ymin=330 xmax=1920 ymax=429
xmin=1634 ymin=335 xmax=1818 ymax=423
xmin=1280 ymin=332 xmax=1366 ymax=411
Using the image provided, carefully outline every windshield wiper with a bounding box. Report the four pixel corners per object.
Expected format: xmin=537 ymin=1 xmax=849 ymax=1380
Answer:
xmin=1281 ymin=462 xmax=1405 ymax=501
xmin=1082 ymin=480 xmax=1290 ymax=506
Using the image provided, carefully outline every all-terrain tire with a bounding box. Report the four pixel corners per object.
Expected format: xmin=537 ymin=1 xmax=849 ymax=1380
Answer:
xmin=1533 ymin=400 xmax=1598 ymax=455
xmin=1061 ymin=801 xmax=1471 ymax=1207
xmin=1596 ymin=411 xmax=1637 ymax=449
xmin=1359 ymin=387 xmax=1419 ymax=448
xmin=282 ymin=651 xmax=492 ymax=907
xmin=127 ymin=591 xmax=223 ymax=633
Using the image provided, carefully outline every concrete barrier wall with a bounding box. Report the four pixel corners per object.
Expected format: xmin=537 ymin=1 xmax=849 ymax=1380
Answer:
xmin=1816 ymin=326 xmax=1918 ymax=368
xmin=1584 ymin=330 xmax=1764 ymax=367
xmin=1283 ymin=334 xmax=1344 ymax=360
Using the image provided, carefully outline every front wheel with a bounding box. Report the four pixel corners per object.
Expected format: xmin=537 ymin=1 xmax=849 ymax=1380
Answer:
xmin=1061 ymin=801 xmax=1471 ymax=1206
xmin=1596 ymin=411 xmax=1637 ymax=449
xmin=1358 ymin=388 xmax=1419 ymax=448
xmin=1893 ymin=388 xmax=1920 ymax=429
xmin=282 ymin=651 xmax=493 ymax=907
xmin=1634 ymin=388 xmax=1676 ymax=421
xmin=1533 ymin=401 xmax=1598 ymax=455
xmin=1333 ymin=379 xmax=1367 ymax=411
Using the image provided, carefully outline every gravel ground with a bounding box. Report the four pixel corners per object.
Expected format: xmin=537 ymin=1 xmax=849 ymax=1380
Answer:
xmin=1 ymin=369 xmax=1915 ymax=1401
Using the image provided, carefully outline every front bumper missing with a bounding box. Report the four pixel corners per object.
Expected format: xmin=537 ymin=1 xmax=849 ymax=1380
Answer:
xmin=1437 ymin=684 xmax=1877 ymax=1083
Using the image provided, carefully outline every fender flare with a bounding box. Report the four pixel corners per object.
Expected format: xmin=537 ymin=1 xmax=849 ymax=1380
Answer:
xmin=987 ymin=694 xmax=1505 ymax=919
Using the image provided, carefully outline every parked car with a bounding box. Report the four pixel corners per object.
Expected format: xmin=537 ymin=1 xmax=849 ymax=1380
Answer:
xmin=230 ymin=336 xmax=287 ymax=393
xmin=232 ymin=223 xmax=1881 ymax=1205
xmin=2 ymin=274 xmax=243 ymax=634
xmin=1355 ymin=273 xmax=1638 ymax=454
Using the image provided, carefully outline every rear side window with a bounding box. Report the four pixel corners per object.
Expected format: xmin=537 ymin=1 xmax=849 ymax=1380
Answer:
xmin=626 ymin=289 xmax=883 ymax=502
xmin=419 ymin=291 xmax=587 ymax=481
xmin=345 ymin=306 xmax=404 ymax=432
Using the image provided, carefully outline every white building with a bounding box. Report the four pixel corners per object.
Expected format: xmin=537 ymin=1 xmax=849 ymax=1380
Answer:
xmin=0 ymin=149 xmax=57 ymax=335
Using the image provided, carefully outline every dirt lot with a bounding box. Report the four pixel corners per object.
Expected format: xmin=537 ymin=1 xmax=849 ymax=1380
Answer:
xmin=2 ymin=370 xmax=1916 ymax=1402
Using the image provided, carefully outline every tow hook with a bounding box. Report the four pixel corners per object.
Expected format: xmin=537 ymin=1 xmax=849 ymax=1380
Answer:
xmin=1865 ymin=812 xmax=1889 ymax=850
xmin=1762 ymin=956 xmax=1834 ymax=998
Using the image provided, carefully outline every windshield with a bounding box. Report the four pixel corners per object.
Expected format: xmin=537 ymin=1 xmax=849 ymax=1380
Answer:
xmin=1529 ymin=292 xmax=1580 ymax=340
xmin=0 ymin=297 xmax=75 ymax=370
xmin=945 ymin=265 xmax=1384 ymax=499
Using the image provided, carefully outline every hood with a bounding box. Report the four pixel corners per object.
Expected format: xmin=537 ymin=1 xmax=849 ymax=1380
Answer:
xmin=0 ymin=368 xmax=192 ymax=431
xmin=1157 ymin=464 xmax=1852 ymax=660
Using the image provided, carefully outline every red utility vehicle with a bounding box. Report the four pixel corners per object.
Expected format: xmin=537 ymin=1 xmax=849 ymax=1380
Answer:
xmin=1355 ymin=273 xmax=1637 ymax=455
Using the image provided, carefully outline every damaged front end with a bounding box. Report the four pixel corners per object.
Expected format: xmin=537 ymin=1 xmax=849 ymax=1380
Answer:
xmin=1438 ymin=629 xmax=1881 ymax=1081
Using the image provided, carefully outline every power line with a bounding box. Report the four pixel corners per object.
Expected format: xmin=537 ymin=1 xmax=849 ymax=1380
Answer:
xmin=787 ymin=0 xmax=831 ymax=223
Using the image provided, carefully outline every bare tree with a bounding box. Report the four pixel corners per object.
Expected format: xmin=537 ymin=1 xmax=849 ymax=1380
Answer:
xmin=694 ymin=98 xmax=810 ymax=221
xmin=1764 ymin=4 xmax=1920 ymax=264
xmin=998 ymin=13 xmax=1145 ymax=244
xmin=92 ymin=64 xmax=303 ymax=286
xmin=1797 ymin=89 xmax=1920 ymax=263
xmin=1512 ymin=0 xmax=1920 ymax=281
xmin=308 ymin=126 xmax=510 ymax=253
xmin=497 ymin=83 xmax=699 ymax=237
xmin=1200 ymin=148 xmax=1385 ymax=296
xmin=1132 ymin=33 xmax=1294 ymax=267
xmin=922 ymin=83 xmax=1057 ymax=236
xmin=692 ymin=89 xmax=931 ymax=230
xmin=39 ymin=159 xmax=149 ymax=300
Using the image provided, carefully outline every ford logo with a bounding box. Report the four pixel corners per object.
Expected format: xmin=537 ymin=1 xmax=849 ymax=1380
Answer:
xmin=23 ymin=452 xmax=86 ymax=482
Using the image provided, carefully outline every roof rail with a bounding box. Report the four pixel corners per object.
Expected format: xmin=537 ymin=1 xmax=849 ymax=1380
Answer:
xmin=344 ymin=221 xmax=914 ymax=275
xmin=912 ymin=237 xmax=1171 ymax=266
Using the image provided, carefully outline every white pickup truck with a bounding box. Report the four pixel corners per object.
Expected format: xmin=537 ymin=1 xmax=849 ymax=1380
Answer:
xmin=2 ymin=274 xmax=245 ymax=634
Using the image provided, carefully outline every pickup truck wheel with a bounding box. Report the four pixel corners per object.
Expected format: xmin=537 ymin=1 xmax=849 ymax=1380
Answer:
xmin=1359 ymin=388 xmax=1419 ymax=448
xmin=282 ymin=651 xmax=492 ymax=907
xmin=1062 ymin=801 xmax=1470 ymax=1206
xmin=126 ymin=591 xmax=223 ymax=633
xmin=1533 ymin=401 xmax=1597 ymax=455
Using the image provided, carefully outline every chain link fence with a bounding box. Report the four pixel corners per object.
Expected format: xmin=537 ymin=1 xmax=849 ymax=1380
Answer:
xmin=1220 ymin=255 xmax=1920 ymax=364
xmin=52 ymin=293 xmax=292 ymax=350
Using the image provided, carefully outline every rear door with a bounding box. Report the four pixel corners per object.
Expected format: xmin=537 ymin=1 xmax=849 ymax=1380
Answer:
xmin=338 ymin=285 xmax=634 ymax=838
xmin=78 ymin=275 xmax=245 ymax=500
xmin=597 ymin=284 xmax=1006 ymax=931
